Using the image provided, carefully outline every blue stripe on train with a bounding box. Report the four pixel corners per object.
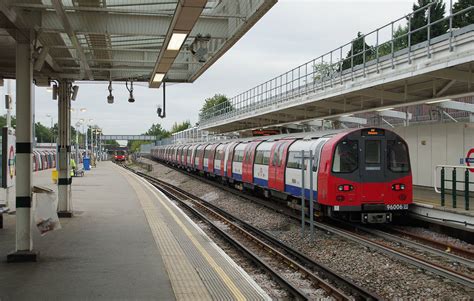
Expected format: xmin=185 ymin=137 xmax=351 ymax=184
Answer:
xmin=254 ymin=177 xmax=268 ymax=187
xmin=232 ymin=173 xmax=242 ymax=181
xmin=285 ymin=184 xmax=318 ymax=200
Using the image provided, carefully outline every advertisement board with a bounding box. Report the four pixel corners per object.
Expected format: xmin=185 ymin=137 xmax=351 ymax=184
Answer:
xmin=2 ymin=127 xmax=15 ymax=188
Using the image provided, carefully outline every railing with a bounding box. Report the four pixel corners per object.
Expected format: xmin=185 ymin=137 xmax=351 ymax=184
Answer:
xmin=199 ymin=3 xmax=473 ymax=126
xmin=434 ymin=165 xmax=473 ymax=210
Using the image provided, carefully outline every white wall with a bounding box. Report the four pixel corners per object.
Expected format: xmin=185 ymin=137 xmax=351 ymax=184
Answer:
xmin=393 ymin=123 xmax=474 ymax=191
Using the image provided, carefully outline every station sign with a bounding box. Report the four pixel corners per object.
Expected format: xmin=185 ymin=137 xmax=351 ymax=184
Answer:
xmin=2 ymin=127 xmax=15 ymax=188
xmin=465 ymin=148 xmax=474 ymax=173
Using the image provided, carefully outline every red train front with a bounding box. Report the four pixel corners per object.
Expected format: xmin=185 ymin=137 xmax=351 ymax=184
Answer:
xmin=318 ymin=128 xmax=412 ymax=223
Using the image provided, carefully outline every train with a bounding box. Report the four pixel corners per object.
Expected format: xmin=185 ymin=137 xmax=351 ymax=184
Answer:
xmin=150 ymin=128 xmax=413 ymax=223
xmin=32 ymin=148 xmax=85 ymax=171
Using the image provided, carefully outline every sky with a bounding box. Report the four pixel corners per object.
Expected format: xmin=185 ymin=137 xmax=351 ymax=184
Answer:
xmin=1 ymin=0 xmax=422 ymax=136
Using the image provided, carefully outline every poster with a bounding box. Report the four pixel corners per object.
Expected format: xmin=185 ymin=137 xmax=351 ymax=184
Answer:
xmin=2 ymin=127 xmax=15 ymax=188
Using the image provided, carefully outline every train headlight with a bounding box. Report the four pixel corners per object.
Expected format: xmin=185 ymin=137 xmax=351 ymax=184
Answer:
xmin=338 ymin=184 xmax=353 ymax=192
xmin=392 ymin=184 xmax=405 ymax=191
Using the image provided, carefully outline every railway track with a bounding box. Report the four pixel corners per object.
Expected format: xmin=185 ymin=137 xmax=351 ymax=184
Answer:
xmin=128 ymin=160 xmax=474 ymax=289
xmin=121 ymin=163 xmax=380 ymax=301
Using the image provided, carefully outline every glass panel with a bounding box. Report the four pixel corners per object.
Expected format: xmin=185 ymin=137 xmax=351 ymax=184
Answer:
xmin=387 ymin=140 xmax=410 ymax=172
xmin=365 ymin=140 xmax=381 ymax=164
xmin=332 ymin=140 xmax=358 ymax=173
xmin=262 ymin=151 xmax=271 ymax=165
xmin=255 ymin=150 xmax=264 ymax=164
xmin=286 ymin=151 xmax=302 ymax=169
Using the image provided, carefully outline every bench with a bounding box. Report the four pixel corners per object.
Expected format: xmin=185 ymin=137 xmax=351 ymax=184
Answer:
xmin=0 ymin=206 xmax=9 ymax=229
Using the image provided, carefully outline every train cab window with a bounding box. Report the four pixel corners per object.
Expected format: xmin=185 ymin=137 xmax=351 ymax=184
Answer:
xmin=387 ymin=140 xmax=410 ymax=172
xmin=332 ymin=140 xmax=358 ymax=173
xmin=365 ymin=140 xmax=381 ymax=164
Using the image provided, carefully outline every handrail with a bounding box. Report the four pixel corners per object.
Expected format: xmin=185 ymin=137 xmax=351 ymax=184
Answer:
xmin=433 ymin=165 xmax=472 ymax=193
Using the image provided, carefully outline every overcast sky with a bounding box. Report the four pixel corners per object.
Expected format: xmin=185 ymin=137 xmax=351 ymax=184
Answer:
xmin=1 ymin=0 xmax=421 ymax=136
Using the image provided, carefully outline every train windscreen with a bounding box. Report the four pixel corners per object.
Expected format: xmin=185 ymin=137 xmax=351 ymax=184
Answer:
xmin=387 ymin=140 xmax=410 ymax=172
xmin=332 ymin=140 xmax=358 ymax=173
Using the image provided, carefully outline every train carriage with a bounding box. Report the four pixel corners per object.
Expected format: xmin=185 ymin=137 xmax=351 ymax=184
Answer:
xmin=151 ymin=128 xmax=412 ymax=223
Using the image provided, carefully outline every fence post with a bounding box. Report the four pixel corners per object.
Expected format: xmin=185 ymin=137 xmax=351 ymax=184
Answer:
xmin=441 ymin=167 xmax=445 ymax=206
xmin=452 ymin=168 xmax=457 ymax=208
xmin=465 ymin=169 xmax=469 ymax=211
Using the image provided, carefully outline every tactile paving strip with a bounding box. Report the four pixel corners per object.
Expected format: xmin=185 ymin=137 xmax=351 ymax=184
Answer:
xmin=119 ymin=167 xmax=270 ymax=301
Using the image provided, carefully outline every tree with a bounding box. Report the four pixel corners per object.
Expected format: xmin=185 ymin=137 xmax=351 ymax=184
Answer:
xmin=199 ymin=94 xmax=232 ymax=118
xmin=104 ymin=140 xmax=120 ymax=147
xmin=341 ymin=32 xmax=373 ymax=70
xmin=378 ymin=25 xmax=409 ymax=57
xmin=453 ymin=0 xmax=474 ymax=28
xmin=411 ymin=0 xmax=446 ymax=45
xmin=0 ymin=115 xmax=16 ymax=128
xmin=170 ymin=120 xmax=191 ymax=134
xmin=145 ymin=123 xmax=170 ymax=139
xmin=35 ymin=122 xmax=53 ymax=143
xmin=128 ymin=140 xmax=149 ymax=153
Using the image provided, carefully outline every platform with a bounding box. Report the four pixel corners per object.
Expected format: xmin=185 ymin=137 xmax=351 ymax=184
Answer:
xmin=411 ymin=186 xmax=474 ymax=232
xmin=0 ymin=162 xmax=269 ymax=300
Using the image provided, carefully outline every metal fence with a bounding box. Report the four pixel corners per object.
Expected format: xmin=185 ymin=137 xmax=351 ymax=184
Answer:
xmin=199 ymin=3 xmax=473 ymax=126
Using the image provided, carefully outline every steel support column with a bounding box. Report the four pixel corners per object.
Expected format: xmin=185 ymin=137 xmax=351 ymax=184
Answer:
xmin=57 ymin=80 xmax=73 ymax=217
xmin=7 ymin=35 xmax=38 ymax=262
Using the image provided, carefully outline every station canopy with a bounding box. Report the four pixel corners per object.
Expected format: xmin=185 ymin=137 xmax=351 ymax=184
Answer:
xmin=0 ymin=0 xmax=276 ymax=87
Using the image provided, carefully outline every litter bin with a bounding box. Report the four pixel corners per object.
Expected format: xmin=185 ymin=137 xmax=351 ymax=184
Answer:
xmin=51 ymin=169 xmax=58 ymax=184
xmin=83 ymin=157 xmax=90 ymax=170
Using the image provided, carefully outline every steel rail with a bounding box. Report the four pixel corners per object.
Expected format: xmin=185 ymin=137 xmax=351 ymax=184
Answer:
xmin=120 ymin=163 xmax=371 ymax=300
xmin=136 ymin=171 xmax=351 ymax=301
xmin=134 ymin=169 xmax=380 ymax=301
xmin=138 ymin=159 xmax=474 ymax=289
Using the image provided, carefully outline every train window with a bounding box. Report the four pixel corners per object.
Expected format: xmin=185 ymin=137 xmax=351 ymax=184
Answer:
xmin=286 ymin=151 xmax=302 ymax=169
xmin=233 ymin=150 xmax=244 ymax=162
xmin=365 ymin=140 xmax=381 ymax=164
xmin=272 ymin=145 xmax=281 ymax=166
xmin=332 ymin=140 xmax=358 ymax=173
xmin=204 ymin=149 xmax=210 ymax=159
xmin=255 ymin=151 xmax=264 ymax=165
xmin=278 ymin=144 xmax=285 ymax=166
xmin=262 ymin=151 xmax=271 ymax=165
xmin=387 ymin=140 xmax=410 ymax=172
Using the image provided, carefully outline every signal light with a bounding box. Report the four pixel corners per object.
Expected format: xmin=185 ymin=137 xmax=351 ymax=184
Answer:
xmin=392 ymin=184 xmax=405 ymax=191
xmin=338 ymin=184 xmax=353 ymax=192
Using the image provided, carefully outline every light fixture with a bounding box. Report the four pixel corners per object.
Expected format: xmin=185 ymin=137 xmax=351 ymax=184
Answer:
xmin=70 ymin=108 xmax=75 ymax=112
xmin=126 ymin=80 xmax=135 ymax=103
xmin=342 ymin=114 xmax=353 ymax=117
xmin=153 ymin=73 xmax=165 ymax=83
xmin=376 ymin=107 xmax=395 ymax=112
xmin=107 ymin=80 xmax=114 ymax=104
xmin=80 ymin=108 xmax=87 ymax=112
xmin=46 ymin=87 xmax=53 ymax=93
xmin=71 ymin=85 xmax=79 ymax=101
xmin=426 ymin=99 xmax=450 ymax=104
xmin=167 ymin=32 xmax=188 ymax=51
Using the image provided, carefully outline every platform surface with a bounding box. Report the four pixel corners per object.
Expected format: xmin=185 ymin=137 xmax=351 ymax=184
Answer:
xmin=413 ymin=186 xmax=474 ymax=216
xmin=0 ymin=162 xmax=268 ymax=300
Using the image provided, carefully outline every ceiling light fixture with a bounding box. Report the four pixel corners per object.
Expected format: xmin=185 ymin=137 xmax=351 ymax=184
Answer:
xmin=153 ymin=73 xmax=165 ymax=83
xmin=376 ymin=107 xmax=394 ymax=112
xmin=167 ymin=32 xmax=188 ymax=51
xmin=426 ymin=99 xmax=450 ymax=104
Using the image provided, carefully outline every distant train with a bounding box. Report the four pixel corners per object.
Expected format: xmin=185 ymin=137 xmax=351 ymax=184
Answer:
xmin=151 ymin=128 xmax=413 ymax=223
xmin=32 ymin=148 xmax=84 ymax=171
xmin=113 ymin=150 xmax=127 ymax=162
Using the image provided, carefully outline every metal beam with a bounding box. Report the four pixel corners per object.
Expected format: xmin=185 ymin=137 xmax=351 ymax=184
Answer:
xmin=432 ymin=100 xmax=474 ymax=113
xmin=333 ymin=116 xmax=367 ymax=124
xmin=51 ymin=0 xmax=93 ymax=80
xmin=430 ymin=69 xmax=472 ymax=83
xmin=377 ymin=109 xmax=412 ymax=120
xmin=355 ymin=88 xmax=420 ymax=102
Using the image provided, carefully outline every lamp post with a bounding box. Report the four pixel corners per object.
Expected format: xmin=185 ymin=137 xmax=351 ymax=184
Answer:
xmin=46 ymin=114 xmax=54 ymax=145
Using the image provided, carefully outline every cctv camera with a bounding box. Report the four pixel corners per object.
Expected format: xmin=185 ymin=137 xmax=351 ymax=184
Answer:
xmin=128 ymin=97 xmax=135 ymax=103
xmin=107 ymin=94 xmax=114 ymax=104
xmin=157 ymin=107 xmax=162 ymax=115
xmin=71 ymin=85 xmax=79 ymax=101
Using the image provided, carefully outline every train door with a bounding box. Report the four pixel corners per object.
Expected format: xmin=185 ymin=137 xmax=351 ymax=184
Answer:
xmin=359 ymin=129 xmax=387 ymax=203
xmin=268 ymin=140 xmax=294 ymax=191
xmin=226 ymin=143 xmax=239 ymax=178
xmin=242 ymin=141 xmax=261 ymax=183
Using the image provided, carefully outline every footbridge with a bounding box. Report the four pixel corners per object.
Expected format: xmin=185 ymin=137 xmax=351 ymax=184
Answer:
xmin=199 ymin=4 xmax=474 ymax=133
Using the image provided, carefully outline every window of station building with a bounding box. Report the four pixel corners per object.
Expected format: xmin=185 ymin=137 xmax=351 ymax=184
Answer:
xmin=365 ymin=140 xmax=381 ymax=164
xmin=387 ymin=140 xmax=410 ymax=172
xmin=332 ymin=140 xmax=358 ymax=173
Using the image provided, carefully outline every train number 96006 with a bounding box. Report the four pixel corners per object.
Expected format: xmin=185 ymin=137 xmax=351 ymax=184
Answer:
xmin=386 ymin=204 xmax=409 ymax=210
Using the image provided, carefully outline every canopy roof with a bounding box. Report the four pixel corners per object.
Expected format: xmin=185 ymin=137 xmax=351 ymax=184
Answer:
xmin=0 ymin=0 xmax=276 ymax=86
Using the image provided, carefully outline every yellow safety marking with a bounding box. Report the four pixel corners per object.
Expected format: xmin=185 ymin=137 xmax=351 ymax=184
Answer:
xmin=135 ymin=175 xmax=247 ymax=301
xmin=120 ymin=167 xmax=247 ymax=301
xmin=118 ymin=168 xmax=212 ymax=300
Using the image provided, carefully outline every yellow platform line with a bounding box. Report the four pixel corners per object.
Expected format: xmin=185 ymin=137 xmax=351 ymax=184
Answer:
xmin=119 ymin=167 xmax=246 ymax=301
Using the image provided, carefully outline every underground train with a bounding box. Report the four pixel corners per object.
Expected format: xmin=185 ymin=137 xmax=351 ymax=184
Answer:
xmin=32 ymin=149 xmax=85 ymax=171
xmin=150 ymin=128 xmax=412 ymax=223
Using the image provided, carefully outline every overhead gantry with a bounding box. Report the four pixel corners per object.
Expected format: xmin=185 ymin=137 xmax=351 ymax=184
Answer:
xmin=0 ymin=0 xmax=277 ymax=262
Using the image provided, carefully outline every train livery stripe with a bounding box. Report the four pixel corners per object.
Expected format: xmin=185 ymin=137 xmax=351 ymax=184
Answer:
xmin=285 ymin=184 xmax=318 ymax=200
